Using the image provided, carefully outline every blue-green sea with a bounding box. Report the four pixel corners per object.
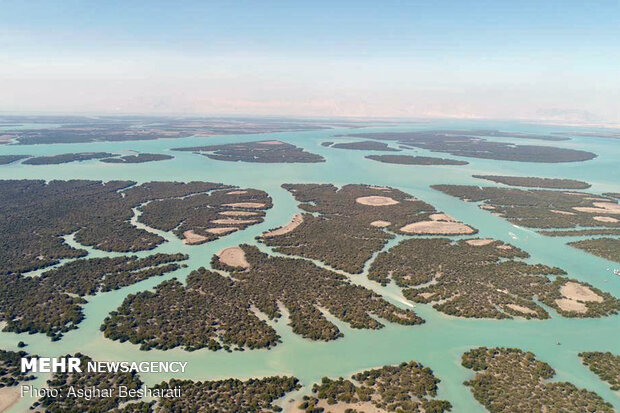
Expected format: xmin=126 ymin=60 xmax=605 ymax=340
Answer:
xmin=1 ymin=120 xmax=619 ymax=412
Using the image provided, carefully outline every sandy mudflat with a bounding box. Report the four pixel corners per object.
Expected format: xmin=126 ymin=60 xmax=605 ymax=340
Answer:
xmin=497 ymin=245 xmax=512 ymax=250
xmin=226 ymin=190 xmax=248 ymax=195
xmin=219 ymin=210 xmax=259 ymax=216
xmin=263 ymin=214 xmax=303 ymax=237
xmin=0 ymin=134 xmax=15 ymax=143
xmin=355 ymin=195 xmax=399 ymax=206
xmin=573 ymin=202 xmax=620 ymax=215
xmin=312 ymin=400 xmax=386 ymax=413
xmin=400 ymin=221 xmax=475 ymax=235
xmin=206 ymin=227 xmax=238 ymax=234
xmin=555 ymin=298 xmax=587 ymax=313
xmin=370 ymin=220 xmax=391 ymax=227
xmin=551 ymin=209 xmax=576 ymax=215
xmin=561 ymin=282 xmax=603 ymax=302
xmin=211 ymin=218 xmax=258 ymax=225
xmin=217 ymin=247 xmax=250 ymax=268
xmin=466 ymin=238 xmax=494 ymax=246
xmin=259 ymin=140 xmax=284 ymax=145
xmin=593 ymin=216 xmax=619 ymax=223
xmin=223 ymin=202 xmax=266 ymax=208
xmin=182 ymin=230 xmax=208 ymax=244
xmin=0 ymin=386 xmax=20 ymax=412
xmin=480 ymin=205 xmax=496 ymax=210
xmin=429 ymin=213 xmax=455 ymax=222
xmin=506 ymin=304 xmax=537 ymax=315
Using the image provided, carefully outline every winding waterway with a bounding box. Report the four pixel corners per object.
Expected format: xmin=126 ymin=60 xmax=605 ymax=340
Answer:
xmin=1 ymin=120 xmax=619 ymax=412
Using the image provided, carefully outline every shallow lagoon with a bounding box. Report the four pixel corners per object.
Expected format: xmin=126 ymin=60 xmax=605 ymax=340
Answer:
xmin=1 ymin=120 xmax=619 ymax=412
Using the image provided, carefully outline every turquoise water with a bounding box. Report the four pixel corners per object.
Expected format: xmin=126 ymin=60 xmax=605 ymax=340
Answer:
xmin=0 ymin=120 xmax=619 ymax=412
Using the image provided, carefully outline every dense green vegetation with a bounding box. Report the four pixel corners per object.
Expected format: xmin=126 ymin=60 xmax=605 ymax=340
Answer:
xmin=139 ymin=187 xmax=271 ymax=243
xmin=368 ymin=238 xmax=620 ymax=319
xmin=150 ymin=376 xmax=300 ymax=412
xmin=261 ymin=184 xmax=467 ymax=273
xmin=300 ymin=361 xmax=451 ymax=412
xmin=569 ymin=238 xmax=620 ymax=264
xmin=0 ymin=253 xmax=186 ymax=340
xmin=0 ymin=154 xmax=30 ymax=164
xmin=473 ymin=175 xmax=591 ymax=189
xmin=100 ymin=153 xmax=174 ymax=163
xmin=23 ymin=152 xmax=118 ymax=165
xmin=0 ymin=179 xmax=267 ymax=275
xmin=36 ymin=353 xmax=143 ymax=412
xmin=433 ymin=185 xmax=620 ymax=230
xmin=329 ymin=140 xmax=400 ymax=151
xmin=462 ymin=347 xmax=613 ymax=413
xmin=340 ymin=131 xmax=596 ymax=162
xmin=102 ymin=245 xmax=421 ymax=351
xmin=172 ymin=140 xmax=325 ymax=163
xmin=580 ymin=351 xmax=620 ymax=390
xmin=0 ymin=349 xmax=36 ymax=388
xmin=366 ymin=154 xmax=468 ymax=165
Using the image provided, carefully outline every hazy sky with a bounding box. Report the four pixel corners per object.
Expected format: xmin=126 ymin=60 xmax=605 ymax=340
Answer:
xmin=1 ymin=0 xmax=619 ymax=123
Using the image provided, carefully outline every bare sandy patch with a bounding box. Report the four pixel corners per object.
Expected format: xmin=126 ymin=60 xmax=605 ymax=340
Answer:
xmin=263 ymin=214 xmax=303 ymax=237
xmin=429 ymin=213 xmax=455 ymax=222
xmin=400 ymin=221 xmax=475 ymax=235
xmin=259 ymin=140 xmax=284 ymax=145
xmin=585 ymin=197 xmax=611 ymax=202
xmin=314 ymin=400 xmax=386 ymax=413
xmin=182 ymin=230 xmax=208 ymax=245
xmin=551 ymin=209 xmax=576 ymax=216
xmin=497 ymin=245 xmax=513 ymax=250
xmin=555 ymin=298 xmax=587 ymax=313
xmin=561 ymin=282 xmax=603 ymax=302
xmin=226 ymin=190 xmax=248 ymax=195
xmin=356 ymin=195 xmax=399 ymax=206
xmin=0 ymin=386 xmax=21 ymax=412
xmin=593 ymin=216 xmax=619 ymax=223
xmin=206 ymin=227 xmax=238 ymax=235
xmin=466 ymin=238 xmax=494 ymax=246
xmin=219 ymin=210 xmax=259 ymax=216
xmin=370 ymin=220 xmax=391 ymax=227
xmin=223 ymin=202 xmax=266 ymax=208
xmin=506 ymin=304 xmax=537 ymax=315
xmin=573 ymin=202 xmax=620 ymax=215
xmin=212 ymin=218 xmax=258 ymax=225
xmin=480 ymin=205 xmax=496 ymax=210
xmin=0 ymin=134 xmax=16 ymax=143
xmin=217 ymin=247 xmax=250 ymax=269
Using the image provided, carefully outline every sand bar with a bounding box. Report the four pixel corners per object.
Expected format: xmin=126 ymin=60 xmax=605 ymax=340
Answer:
xmin=561 ymin=282 xmax=603 ymax=302
xmin=182 ymin=230 xmax=208 ymax=245
xmin=263 ymin=214 xmax=303 ymax=237
xmin=555 ymin=298 xmax=587 ymax=313
xmin=466 ymin=238 xmax=494 ymax=246
xmin=370 ymin=220 xmax=391 ymax=227
xmin=0 ymin=387 xmax=20 ymax=412
xmin=551 ymin=209 xmax=576 ymax=215
xmin=219 ymin=210 xmax=259 ymax=216
xmin=206 ymin=227 xmax=238 ymax=234
xmin=400 ymin=221 xmax=475 ymax=235
xmin=356 ymin=195 xmax=399 ymax=206
xmin=223 ymin=202 xmax=266 ymax=208
xmin=593 ymin=216 xmax=619 ymax=223
xmin=573 ymin=202 xmax=620 ymax=215
xmin=217 ymin=247 xmax=250 ymax=268
xmin=212 ymin=218 xmax=258 ymax=225
xmin=507 ymin=304 xmax=537 ymax=315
